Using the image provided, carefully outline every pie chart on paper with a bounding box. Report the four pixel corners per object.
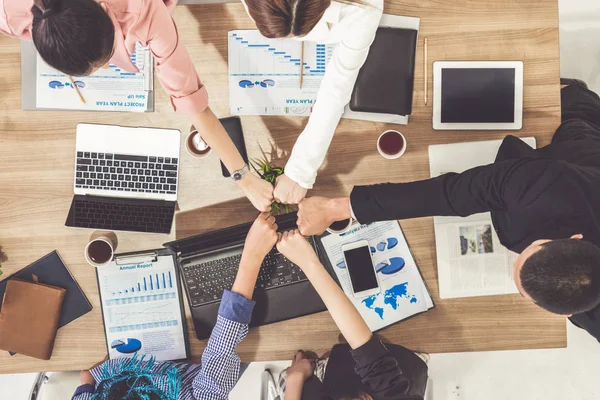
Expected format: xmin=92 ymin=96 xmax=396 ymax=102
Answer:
xmin=111 ymin=338 xmax=142 ymax=354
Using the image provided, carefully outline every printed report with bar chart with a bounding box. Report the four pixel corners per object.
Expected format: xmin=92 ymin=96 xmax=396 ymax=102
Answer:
xmin=96 ymin=251 xmax=188 ymax=361
xmin=228 ymin=30 xmax=335 ymax=116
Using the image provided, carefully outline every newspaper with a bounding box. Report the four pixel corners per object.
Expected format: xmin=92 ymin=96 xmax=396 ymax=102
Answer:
xmin=428 ymin=137 xmax=536 ymax=299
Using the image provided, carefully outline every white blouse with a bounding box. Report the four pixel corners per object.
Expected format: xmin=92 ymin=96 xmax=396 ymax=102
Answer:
xmin=285 ymin=0 xmax=384 ymax=189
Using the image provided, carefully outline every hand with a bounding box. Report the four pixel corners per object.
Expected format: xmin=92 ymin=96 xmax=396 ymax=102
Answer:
xmin=79 ymin=370 xmax=95 ymax=385
xmin=242 ymin=212 xmax=279 ymax=266
xmin=239 ymin=173 xmax=274 ymax=212
xmin=297 ymin=197 xmax=351 ymax=236
xmin=285 ymin=350 xmax=315 ymax=384
xmin=274 ymin=175 xmax=308 ymax=205
xmin=276 ymin=230 xmax=320 ymax=270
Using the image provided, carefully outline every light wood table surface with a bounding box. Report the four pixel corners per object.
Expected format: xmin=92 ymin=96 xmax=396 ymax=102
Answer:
xmin=0 ymin=0 xmax=564 ymax=373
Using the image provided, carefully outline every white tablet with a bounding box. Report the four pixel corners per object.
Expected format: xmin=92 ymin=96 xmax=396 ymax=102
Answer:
xmin=433 ymin=61 xmax=524 ymax=130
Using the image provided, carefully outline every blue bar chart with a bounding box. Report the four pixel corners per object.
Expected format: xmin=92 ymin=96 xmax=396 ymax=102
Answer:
xmin=102 ymin=271 xmax=177 ymax=306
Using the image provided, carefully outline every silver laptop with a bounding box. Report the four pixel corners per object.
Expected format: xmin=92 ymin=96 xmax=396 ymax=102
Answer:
xmin=65 ymin=123 xmax=181 ymax=234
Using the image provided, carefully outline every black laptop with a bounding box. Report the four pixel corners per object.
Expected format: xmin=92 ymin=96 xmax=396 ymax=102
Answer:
xmin=163 ymin=212 xmax=328 ymax=340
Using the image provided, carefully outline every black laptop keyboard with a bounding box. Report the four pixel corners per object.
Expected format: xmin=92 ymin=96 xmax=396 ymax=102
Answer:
xmin=75 ymin=152 xmax=178 ymax=194
xmin=71 ymin=197 xmax=175 ymax=233
xmin=183 ymin=251 xmax=307 ymax=307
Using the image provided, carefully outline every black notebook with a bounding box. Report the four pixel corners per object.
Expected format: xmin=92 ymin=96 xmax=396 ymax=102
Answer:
xmin=0 ymin=251 xmax=93 ymax=356
xmin=349 ymin=27 xmax=418 ymax=116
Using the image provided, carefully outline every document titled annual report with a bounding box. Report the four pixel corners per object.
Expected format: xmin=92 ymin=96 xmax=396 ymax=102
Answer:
xmin=97 ymin=250 xmax=188 ymax=361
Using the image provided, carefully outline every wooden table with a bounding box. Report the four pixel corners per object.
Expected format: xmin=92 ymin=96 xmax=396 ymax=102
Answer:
xmin=0 ymin=0 xmax=564 ymax=373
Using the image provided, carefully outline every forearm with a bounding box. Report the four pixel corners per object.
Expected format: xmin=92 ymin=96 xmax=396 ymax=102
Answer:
xmin=284 ymin=376 xmax=305 ymax=400
xmin=191 ymin=108 xmax=246 ymax=173
xmin=303 ymin=263 xmax=372 ymax=349
xmin=231 ymin=255 xmax=262 ymax=300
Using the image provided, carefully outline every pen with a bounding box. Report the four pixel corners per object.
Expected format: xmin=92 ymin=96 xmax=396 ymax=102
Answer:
xmin=424 ymin=38 xmax=428 ymax=106
xmin=300 ymin=42 xmax=304 ymax=89
xmin=69 ymin=76 xmax=85 ymax=104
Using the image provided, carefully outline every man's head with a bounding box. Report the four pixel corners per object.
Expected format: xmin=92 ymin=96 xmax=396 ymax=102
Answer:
xmin=514 ymin=235 xmax=600 ymax=315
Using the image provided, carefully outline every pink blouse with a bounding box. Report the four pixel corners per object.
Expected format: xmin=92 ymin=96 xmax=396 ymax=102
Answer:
xmin=0 ymin=0 xmax=207 ymax=115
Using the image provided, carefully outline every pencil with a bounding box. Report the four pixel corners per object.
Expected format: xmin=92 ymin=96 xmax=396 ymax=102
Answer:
xmin=424 ymin=38 xmax=428 ymax=106
xmin=69 ymin=76 xmax=85 ymax=104
xmin=300 ymin=42 xmax=304 ymax=89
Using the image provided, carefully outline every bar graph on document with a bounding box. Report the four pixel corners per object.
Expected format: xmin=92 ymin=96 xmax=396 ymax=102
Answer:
xmin=228 ymin=30 xmax=335 ymax=116
xmin=102 ymin=270 xmax=176 ymax=306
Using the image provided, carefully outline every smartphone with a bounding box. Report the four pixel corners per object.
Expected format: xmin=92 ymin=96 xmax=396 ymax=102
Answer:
xmin=341 ymin=240 xmax=381 ymax=299
xmin=219 ymin=116 xmax=249 ymax=177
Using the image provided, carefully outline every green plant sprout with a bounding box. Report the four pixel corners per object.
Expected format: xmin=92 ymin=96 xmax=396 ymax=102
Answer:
xmin=250 ymin=145 xmax=291 ymax=215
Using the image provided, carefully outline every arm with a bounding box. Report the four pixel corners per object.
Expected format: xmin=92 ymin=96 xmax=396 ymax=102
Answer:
xmin=193 ymin=213 xmax=279 ymax=400
xmin=283 ymin=0 xmax=384 ymax=190
xmin=277 ymin=231 xmax=417 ymax=400
xmin=138 ymin=0 xmax=273 ymax=211
xmin=297 ymin=158 xmax=562 ymax=236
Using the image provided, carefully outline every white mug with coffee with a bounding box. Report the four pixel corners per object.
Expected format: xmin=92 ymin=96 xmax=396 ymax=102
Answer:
xmin=186 ymin=125 xmax=212 ymax=158
xmin=377 ymin=130 xmax=407 ymax=160
xmin=85 ymin=236 xmax=115 ymax=268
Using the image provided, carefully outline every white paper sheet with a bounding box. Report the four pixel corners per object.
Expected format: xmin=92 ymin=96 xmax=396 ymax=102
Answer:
xmin=228 ymin=30 xmax=335 ymax=116
xmin=35 ymin=43 xmax=150 ymax=112
xmin=97 ymin=254 xmax=187 ymax=361
xmin=321 ymin=221 xmax=433 ymax=332
xmin=428 ymin=138 xmax=536 ymax=299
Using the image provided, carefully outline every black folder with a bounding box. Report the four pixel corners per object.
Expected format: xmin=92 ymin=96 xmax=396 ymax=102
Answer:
xmin=349 ymin=27 xmax=418 ymax=116
xmin=0 ymin=251 xmax=93 ymax=355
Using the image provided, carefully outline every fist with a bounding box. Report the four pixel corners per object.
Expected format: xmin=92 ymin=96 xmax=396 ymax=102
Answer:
xmin=276 ymin=230 xmax=319 ymax=269
xmin=297 ymin=197 xmax=336 ymax=236
xmin=240 ymin=174 xmax=274 ymax=212
xmin=285 ymin=350 xmax=315 ymax=383
xmin=274 ymin=175 xmax=308 ymax=205
xmin=244 ymin=213 xmax=278 ymax=264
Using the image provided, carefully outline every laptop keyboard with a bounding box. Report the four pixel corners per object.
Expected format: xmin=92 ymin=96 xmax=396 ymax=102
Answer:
xmin=75 ymin=152 xmax=178 ymax=195
xmin=71 ymin=197 xmax=175 ymax=233
xmin=183 ymin=251 xmax=307 ymax=307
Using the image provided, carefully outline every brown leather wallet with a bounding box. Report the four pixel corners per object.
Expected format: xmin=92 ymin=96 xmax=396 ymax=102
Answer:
xmin=0 ymin=277 xmax=66 ymax=360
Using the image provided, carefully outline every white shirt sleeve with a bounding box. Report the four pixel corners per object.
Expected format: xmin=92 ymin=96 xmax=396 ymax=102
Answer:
xmin=284 ymin=0 xmax=384 ymax=189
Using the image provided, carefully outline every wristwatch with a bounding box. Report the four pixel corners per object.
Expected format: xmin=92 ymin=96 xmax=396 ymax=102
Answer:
xmin=231 ymin=164 xmax=250 ymax=182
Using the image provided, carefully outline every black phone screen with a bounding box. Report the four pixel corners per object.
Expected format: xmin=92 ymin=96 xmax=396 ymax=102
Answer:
xmin=344 ymin=246 xmax=378 ymax=293
xmin=219 ymin=116 xmax=249 ymax=177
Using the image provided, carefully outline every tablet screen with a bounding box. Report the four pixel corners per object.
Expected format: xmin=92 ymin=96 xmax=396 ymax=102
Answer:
xmin=441 ymin=68 xmax=516 ymax=123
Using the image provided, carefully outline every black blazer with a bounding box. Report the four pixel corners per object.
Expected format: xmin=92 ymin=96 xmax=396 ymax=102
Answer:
xmin=350 ymin=111 xmax=600 ymax=342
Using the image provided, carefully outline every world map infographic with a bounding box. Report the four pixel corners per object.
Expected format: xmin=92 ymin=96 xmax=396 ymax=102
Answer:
xmin=362 ymin=282 xmax=418 ymax=319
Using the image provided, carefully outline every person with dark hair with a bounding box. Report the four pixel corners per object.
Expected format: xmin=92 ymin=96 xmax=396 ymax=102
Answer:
xmin=294 ymin=79 xmax=600 ymax=342
xmin=237 ymin=0 xmax=383 ymax=205
xmin=271 ymin=230 xmax=428 ymax=400
xmin=71 ymin=212 xmax=280 ymax=400
xmin=0 ymin=0 xmax=274 ymax=213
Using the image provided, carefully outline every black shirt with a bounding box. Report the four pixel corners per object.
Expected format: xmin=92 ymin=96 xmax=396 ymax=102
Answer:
xmin=301 ymin=337 xmax=428 ymax=400
xmin=350 ymin=116 xmax=600 ymax=341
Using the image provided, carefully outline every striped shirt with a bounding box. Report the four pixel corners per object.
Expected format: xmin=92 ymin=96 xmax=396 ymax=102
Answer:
xmin=72 ymin=290 xmax=255 ymax=400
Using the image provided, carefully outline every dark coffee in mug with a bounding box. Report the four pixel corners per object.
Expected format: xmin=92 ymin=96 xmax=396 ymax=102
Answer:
xmin=187 ymin=131 xmax=211 ymax=156
xmin=87 ymin=240 xmax=113 ymax=264
xmin=379 ymin=130 xmax=405 ymax=156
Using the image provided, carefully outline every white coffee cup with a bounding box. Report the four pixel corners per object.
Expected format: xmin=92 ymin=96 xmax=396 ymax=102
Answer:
xmin=326 ymin=218 xmax=353 ymax=235
xmin=84 ymin=236 xmax=115 ymax=268
xmin=186 ymin=126 xmax=213 ymax=158
xmin=377 ymin=130 xmax=407 ymax=160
